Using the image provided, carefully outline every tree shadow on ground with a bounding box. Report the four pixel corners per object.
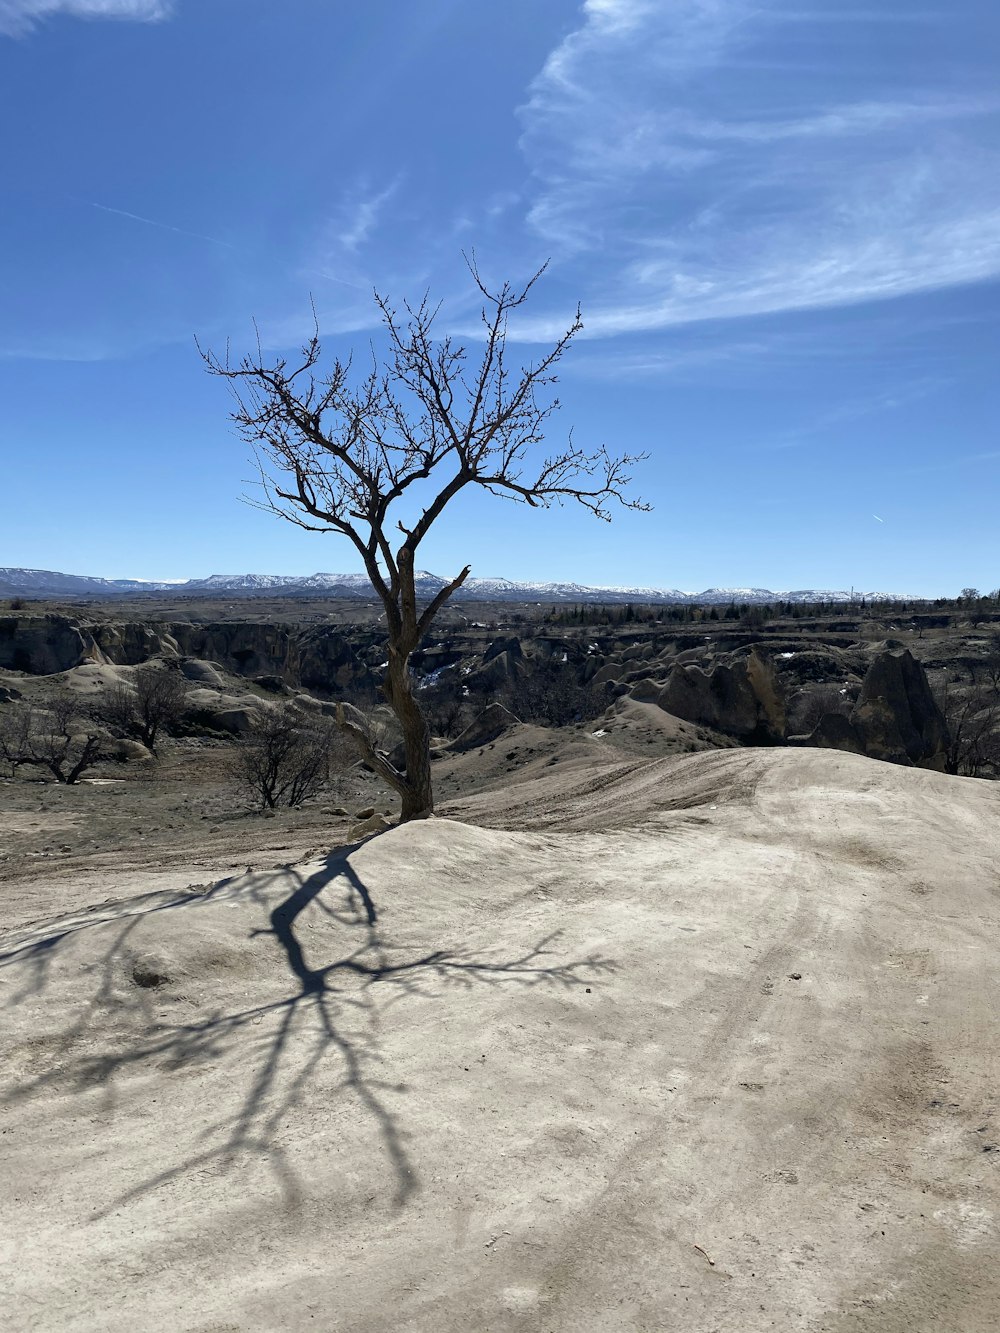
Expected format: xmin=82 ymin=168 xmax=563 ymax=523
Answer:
xmin=0 ymin=840 xmax=615 ymax=1214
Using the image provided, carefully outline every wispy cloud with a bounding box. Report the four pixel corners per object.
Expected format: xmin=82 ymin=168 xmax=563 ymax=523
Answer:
xmin=0 ymin=0 xmax=170 ymax=37
xmin=87 ymin=199 xmax=237 ymax=250
xmin=512 ymin=0 xmax=1000 ymax=339
xmin=331 ymin=177 xmax=402 ymax=254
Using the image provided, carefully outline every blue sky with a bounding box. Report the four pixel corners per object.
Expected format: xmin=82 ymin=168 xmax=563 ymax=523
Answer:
xmin=1 ymin=0 xmax=998 ymax=595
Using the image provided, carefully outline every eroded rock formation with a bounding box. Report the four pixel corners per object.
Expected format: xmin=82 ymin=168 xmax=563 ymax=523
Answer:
xmin=655 ymin=647 xmax=786 ymax=743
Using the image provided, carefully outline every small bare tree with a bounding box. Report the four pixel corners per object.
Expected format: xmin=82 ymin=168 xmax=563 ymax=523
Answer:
xmin=935 ymin=675 xmax=1000 ymax=778
xmin=99 ymin=664 xmax=187 ymax=755
xmin=230 ymin=705 xmax=345 ymax=810
xmin=0 ymin=693 xmax=109 ymax=784
xmin=203 ymin=264 xmax=648 ymax=820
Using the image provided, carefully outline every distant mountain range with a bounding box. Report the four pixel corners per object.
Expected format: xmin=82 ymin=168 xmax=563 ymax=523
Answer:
xmin=0 ymin=566 xmax=916 ymax=605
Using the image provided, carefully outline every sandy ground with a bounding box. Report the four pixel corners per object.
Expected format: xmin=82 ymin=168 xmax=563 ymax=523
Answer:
xmin=2 ymin=747 xmax=1000 ymax=1331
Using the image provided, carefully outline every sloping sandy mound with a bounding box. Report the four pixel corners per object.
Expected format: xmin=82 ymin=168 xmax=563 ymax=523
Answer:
xmin=3 ymin=749 xmax=1000 ymax=1331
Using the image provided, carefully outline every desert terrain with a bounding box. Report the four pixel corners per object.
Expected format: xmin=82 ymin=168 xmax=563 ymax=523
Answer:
xmin=2 ymin=599 xmax=1000 ymax=1330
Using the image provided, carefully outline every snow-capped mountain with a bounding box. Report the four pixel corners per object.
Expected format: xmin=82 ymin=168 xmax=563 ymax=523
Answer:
xmin=0 ymin=567 xmax=158 ymax=595
xmin=0 ymin=566 xmax=917 ymax=604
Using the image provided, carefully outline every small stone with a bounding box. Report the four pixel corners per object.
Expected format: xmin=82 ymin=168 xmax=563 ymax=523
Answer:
xmin=790 ymin=972 xmax=802 ymax=980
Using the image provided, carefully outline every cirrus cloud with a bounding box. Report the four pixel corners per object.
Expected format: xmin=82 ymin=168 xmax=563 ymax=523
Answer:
xmin=0 ymin=0 xmax=171 ymax=37
xmin=512 ymin=0 xmax=1000 ymax=339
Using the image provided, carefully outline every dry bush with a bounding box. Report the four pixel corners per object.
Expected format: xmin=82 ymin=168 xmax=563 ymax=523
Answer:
xmin=934 ymin=675 xmax=1000 ymax=778
xmin=0 ymin=691 xmax=110 ymax=784
xmin=229 ymin=705 xmax=349 ymax=809
xmin=98 ymin=663 xmax=187 ymax=754
xmin=502 ymin=660 xmax=612 ymax=728
xmin=787 ymin=682 xmax=855 ymax=736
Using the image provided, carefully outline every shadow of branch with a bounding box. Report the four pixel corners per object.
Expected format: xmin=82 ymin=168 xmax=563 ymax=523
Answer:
xmin=1 ymin=844 xmax=616 ymax=1218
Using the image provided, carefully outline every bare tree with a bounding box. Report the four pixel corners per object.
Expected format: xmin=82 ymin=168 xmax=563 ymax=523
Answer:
xmin=787 ymin=682 xmax=855 ymax=736
xmin=0 ymin=693 xmax=109 ymax=784
xmin=203 ymin=263 xmax=648 ymax=820
xmin=502 ymin=659 xmax=612 ymax=728
xmin=230 ymin=705 xmax=346 ymax=810
xmin=935 ymin=675 xmax=1000 ymax=778
xmin=98 ymin=664 xmax=187 ymax=755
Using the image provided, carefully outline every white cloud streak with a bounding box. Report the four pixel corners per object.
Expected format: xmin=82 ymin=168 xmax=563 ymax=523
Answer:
xmin=87 ymin=199 xmax=237 ymax=250
xmin=333 ymin=177 xmax=402 ymax=254
xmin=0 ymin=0 xmax=170 ymax=36
xmin=513 ymin=0 xmax=1000 ymax=339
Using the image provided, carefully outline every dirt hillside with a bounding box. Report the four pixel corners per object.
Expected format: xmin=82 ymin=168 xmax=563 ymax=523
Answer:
xmin=2 ymin=748 xmax=999 ymax=1331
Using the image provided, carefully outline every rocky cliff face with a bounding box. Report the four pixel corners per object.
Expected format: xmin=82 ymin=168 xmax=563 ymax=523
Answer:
xmin=0 ymin=615 xmax=956 ymax=775
xmin=0 ymin=614 xmax=373 ymax=695
xmin=0 ymin=615 xmax=102 ymax=675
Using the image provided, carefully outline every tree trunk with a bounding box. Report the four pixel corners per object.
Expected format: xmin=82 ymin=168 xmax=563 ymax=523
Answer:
xmin=384 ymin=652 xmax=434 ymax=821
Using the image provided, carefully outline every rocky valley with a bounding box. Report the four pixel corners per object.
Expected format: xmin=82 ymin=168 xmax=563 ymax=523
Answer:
xmin=2 ymin=591 xmax=1000 ymax=1332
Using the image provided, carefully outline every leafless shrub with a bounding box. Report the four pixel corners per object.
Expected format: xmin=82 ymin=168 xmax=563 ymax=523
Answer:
xmin=0 ymin=691 xmax=110 ymax=784
xmin=502 ymin=660 xmax=612 ymax=728
xmin=98 ymin=663 xmax=187 ymax=754
xmin=788 ymin=682 xmax=855 ymax=736
xmin=229 ymin=705 xmax=348 ymax=809
xmin=935 ymin=674 xmax=1000 ymax=778
xmin=420 ymin=681 xmax=475 ymax=739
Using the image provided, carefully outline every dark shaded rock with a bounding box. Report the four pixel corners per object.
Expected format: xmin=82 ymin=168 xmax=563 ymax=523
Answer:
xmin=466 ymin=651 xmax=523 ymax=691
xmin=591 ymin=662 xmax=622 ymax=687
xmin=656 ymin=648 xmax=786 ymax=742
xmin=212 ymin=707 xmax=259 ymax=735
xmin=450 ymin=703 xmax=519 ymax=752
xmin=92 ymin=621 xmax=175 ymax=665
xmin=530 ymin=637 xmax=572 ymax=661
xmin=483 ymin=636 xmax=523 ymax=664
xmin=297 ymin=625 xmax=374 ymax=693
xmin=805 ymin=712 xmax=866 ymax=756
xmin=0 ymin=614 xmax=374 ymax=696
xmin=254 ymin=674 xmax=290 ymax=694
xmin=849 ymin=650 xmax=949 ymax=769
xmin=580 ymin=655 xmax=604 ymax=684
xmin=0 ymin=614 xmax=98 ymax=674
xmin=168 ymin=622 xmax=373 ymax=695
xmin=628 ymin=677 xmax=662 ymax=702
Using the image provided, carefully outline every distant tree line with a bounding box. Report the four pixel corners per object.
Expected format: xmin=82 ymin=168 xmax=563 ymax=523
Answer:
xmin=541 ymin=590 xmax=1000 ymax=630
